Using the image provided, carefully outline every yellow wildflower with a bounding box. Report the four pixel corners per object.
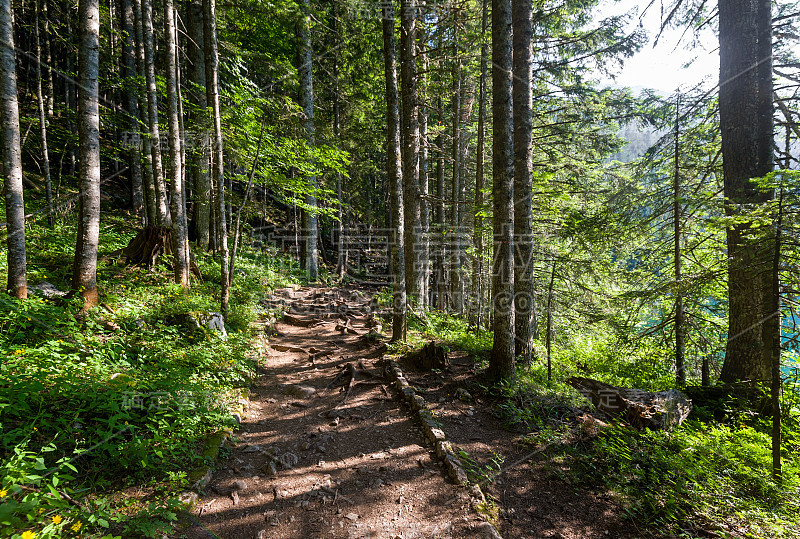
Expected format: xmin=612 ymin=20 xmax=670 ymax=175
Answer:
xmin=21 ymin=531 xmax=36 ymax=539
xmin=52 ymin=515 xmax=62 ymax=525
xmin=71 ymin=522 xmax=82 ymax=532
xmin=0 ymin=489 xmax=7 ymax=497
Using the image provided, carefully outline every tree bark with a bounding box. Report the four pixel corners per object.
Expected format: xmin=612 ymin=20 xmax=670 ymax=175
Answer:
xmin=165 ymin=0 xmax=190 ymax=286
xmin=133 ymin=0 xmax=156 ymax=226
xmin=674 ymin=95 xmax=685 ymax=386
xmin=203 ymin=0 xmax=230 ymax=314
xmin=766 ymin=185 xmax=783 ymax=480
xmin=490 ymin=0 xmax=515 ymax=381
xmin=382 ymin=2 xmax=407 ymax=341
xmin=142 ymin=0 xmax=171 ymax=227
xmin=400 ymin=0 xmax=421 ymax=305
xmin=35 ymin=0 xmax=54 ymax=228
xmin=187 ymin=0 xmax=210 ymax=248
xmin=1 ymin=0 xmax=27 ymax=299
xmin=719 ymin=0 xmax=773 ymax=384
xmin=120 ymin=0 xmax=144 ymax=224
xmin=418 ymin=41 xmax=429 ymax=308
xmin=512 ymin=0 xmax=535 ymax=364
xmin=473 ymin=0 xmax=488 ymax=329
xmin=72 ymin=0 xmax=101 ymax=308
xmin=297 ymin=0 xmax=318 ymax=280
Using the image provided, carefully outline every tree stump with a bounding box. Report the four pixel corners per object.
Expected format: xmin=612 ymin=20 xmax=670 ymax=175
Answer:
xmin=114 ymin=226 xmax=201 ymax=278
xmin=567 ymin=377 xmax=692 ymax=430
xmin=408 ymin=341 xmax=449 ymax=371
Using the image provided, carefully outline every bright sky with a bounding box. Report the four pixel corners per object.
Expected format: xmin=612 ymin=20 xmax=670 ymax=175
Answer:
xmin=594 ymin=0 xmax=719 ymax=94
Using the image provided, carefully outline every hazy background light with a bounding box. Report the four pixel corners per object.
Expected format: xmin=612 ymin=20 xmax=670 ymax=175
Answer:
xmin=595 ymin=0 xmax=719 ymax=94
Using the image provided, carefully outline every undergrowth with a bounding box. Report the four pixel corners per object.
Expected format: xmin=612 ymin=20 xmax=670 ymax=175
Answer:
xmin=0 ymin=215 xmax=301 ymax=538
xmin=401 ymin=307 xmax=800 ymax=538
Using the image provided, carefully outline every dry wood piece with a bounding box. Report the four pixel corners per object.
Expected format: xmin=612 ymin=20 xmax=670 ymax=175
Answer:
xmin=567 ymin=376 xmax=692 ymax=430
xmin=282 ymin=313 xmax=323 ymax=327
xmin=326 ymin=361 xmax=380 ymax=404
xmin=271 ymin=344 xmax=307 ymax=353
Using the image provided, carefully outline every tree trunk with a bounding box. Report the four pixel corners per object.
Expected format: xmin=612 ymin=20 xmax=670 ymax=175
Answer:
xmin=512 ymin=0 xmax=535 ymax=364
xmin=332 ymin=5 xmax=346 ymax=280
xmin=35 ymin=0 xmax=54 ymax=228
xmin=718 ymin=0 xmax=773 ymax=384
xmin=1 ymin=0 xmax=27 ymax=299
xmin=546 ymin=259 xmax=556 ymax=382
xmin=400 ymin=0 xmax=421 ymax=305
xmin=120 ymin=0 xmax=144 ymax=224
xmin=450 ymin=55 xmax=462 ymax=314
xmin=434 ymin=96 xmax=446 ymax=311
xmin=187 ymin=0 xmax=210 ymax=248
xmin=674 ymin=95 xmax=685 ymax=386
xmin=766 ymin=185 xmax=783 ymax=480
xmin=203 ymin=0 xmax=230 ymax=314
xmin=297 ymin=0 xmax=318 ymax=280
xmin=382 ymin=2 xmax=407 ymax=342
xmin=72 ymin=0 xmax=101 ymax=308
xmin=473 ymin=0 xmax=488 ymax=329
xmin=133 ymin=0 xmax=156 ymax=226
xmin=490 ymin=0 xmax=515 ymax=381
xmin=418 ymin=42 xmax=429 ymax=308
xmin=164 ymin=0 xmax=190 ymax=287
xmin=472 ymin=0 xmax=489 ymax=330
xmin=142 ymin=0 xmax=171 ymax=227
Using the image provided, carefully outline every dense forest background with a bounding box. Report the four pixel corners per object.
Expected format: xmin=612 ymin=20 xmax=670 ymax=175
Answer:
xmin=1 ymin=0 xmax=800 ymax=537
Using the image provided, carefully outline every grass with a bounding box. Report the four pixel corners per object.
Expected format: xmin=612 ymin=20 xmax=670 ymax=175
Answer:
xmin=398 ymin=306 xmax=800 ymax=538
xmin=0 ymin=214 xmax=302 ymax=538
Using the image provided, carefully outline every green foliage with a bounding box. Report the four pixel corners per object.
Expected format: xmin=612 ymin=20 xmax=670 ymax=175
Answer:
xmin=0 ymin=216 xmax=299 ymax=537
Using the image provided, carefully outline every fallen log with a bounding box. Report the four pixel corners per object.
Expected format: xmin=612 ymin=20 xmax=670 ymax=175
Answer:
xmin=567 ymin=377 xmax=692 ymax=430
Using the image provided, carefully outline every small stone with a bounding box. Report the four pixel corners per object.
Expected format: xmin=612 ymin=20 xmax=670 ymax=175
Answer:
xmin=263 ymin=461 xmax=278 ymax=476
xmin=345 ymin=513 xmax=359 ymax=521
xmin=241 ymin=444 xmax=262 ymax=453
xmin=455 ymin=388 xmax=472 ymax=402
xmin=232 ymin=480 xmax=247 ymax=491
xmin=256 ymin=530 xmax=267 ymax=539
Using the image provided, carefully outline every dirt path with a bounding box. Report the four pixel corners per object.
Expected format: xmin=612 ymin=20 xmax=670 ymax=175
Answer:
xmin=178 ymin=286 xmax=490 ymax=539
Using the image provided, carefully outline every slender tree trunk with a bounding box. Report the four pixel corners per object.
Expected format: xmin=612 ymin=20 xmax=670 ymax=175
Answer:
xmin=121 ymin=0 xmax=144 ymax=224
xmin=333 ymin=18 xmax=345 ymax=279
xmin=35 ymin=0 xmax=54 ymax=228
xmin=490 ymin=0 xmax=515 ymax=381
xmin=297 ymin=0 xmax=318 ymax=280
xmin=400 ymin=0 xmax=421 ymax=305
xmin=382 ymin=2 xmax=407 ymax=341
xmin=546 ymin=259 xmax=556 ymax=382
xmin=767 ymin=185 xmax=783 ymax=480
xmin=165 ymin=0 xmax=190 ymax=286
xmin=473 ymin=0 xmax=488 ymax=329
xmin=674 ymin=95 xmax=685 ymax=386
xmin=142 ymin=0 xmax=171 ymax=227
xmin=719 ymin=0 xmax=773 ymax=384
xmin=513 ymin=0 xmax=535 ymax=364
xmin=187 ymin=0 xmax=210 ymax=248
xmin=42 ymin=0 xmax=53 ymax=116
xmin=435 ymin=97 xmax=446 ymax=311
xmin=230 ymin=120 xmax=265 ymax=283
xmin=133 ymin=0 xmax=156 ymax=225
xmin=1 ymin=0 xmax=26 ymax=298
xmin=203 ymin=0 xmax=230 ymax=314
xmin=418 ymin=41 xmax=429 ymax=309
xmin=72 ymin=0 xmax=101 ymax=308
xmin=450 ymin=55 xmax=462 ymax=313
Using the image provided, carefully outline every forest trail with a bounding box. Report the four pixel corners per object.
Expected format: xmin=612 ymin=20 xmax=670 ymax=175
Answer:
xmin=177 ymin=286 xmax=490 ymax=539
